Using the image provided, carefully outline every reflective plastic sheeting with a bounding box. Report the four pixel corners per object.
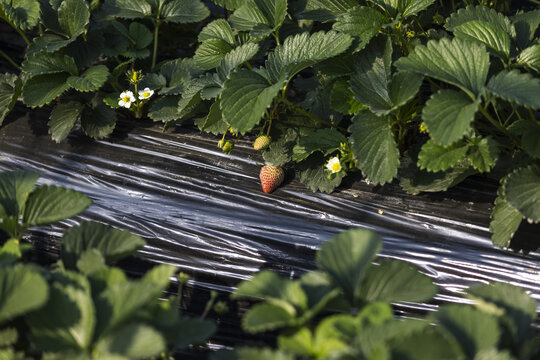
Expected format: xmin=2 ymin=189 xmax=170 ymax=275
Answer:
xmin=1 ymin=109 xmax=539 ymax=330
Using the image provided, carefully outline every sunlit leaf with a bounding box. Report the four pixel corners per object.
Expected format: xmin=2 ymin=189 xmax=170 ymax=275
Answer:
xmin=486 ymin=70 xmax=540 ymax=110
xmin=316 ymin=228 xmax=382 ymax=303
xmin=57 ymin=0 xmax=90 ymax=38
xmin=22 ymin=73 xmax=71 ymax=108
xmin=22 ymin=185 xmax=91 ymax=227
xmin=505 ymin=165 xmax=540 ymax=223
xmin=62 ymin=221 xmax=145 ymax=269
xmin=49 ymin=101 xmax=84 ymax=143
xmin=95 ymin=322 xmax=165 ymax=358
xmin=453 ymin=20 xmax=510 ymax=60
xmin=417 ymin=140 xmax=469 ymax=172
xmin=0 ymin=264 xmax=48 ymax=324
xmin=360 ymin=260 xmax=437 ymax=303
xmin=67 ymin=65 xmax=109 ymax=92
xmin=395 ymin=37 xmax=489 ymax=97
xmin=0 ymin=73 xmax=22 ymax=126
xmin=421 ymin=89 xmax=480 ymax=146
xmin=349 ymin=111 xmax=399 ymax=185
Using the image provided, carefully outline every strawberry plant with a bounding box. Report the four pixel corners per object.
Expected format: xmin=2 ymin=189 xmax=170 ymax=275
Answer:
xmin=0 ymin=170 xmax=216 ymax=359
xmin=213 ymin=228 xmax=540 ymax=360
xmin=0 ymin=0 xmax=539 ymax=249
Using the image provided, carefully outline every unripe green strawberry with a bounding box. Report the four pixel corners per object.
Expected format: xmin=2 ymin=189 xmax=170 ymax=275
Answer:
xmin=259 ymin=165 xmax=284 ymax=193
xmin=253 ymin=135 xmax=271 ymax=151
xmin=222 ymin=141 xmax=234 ymax=154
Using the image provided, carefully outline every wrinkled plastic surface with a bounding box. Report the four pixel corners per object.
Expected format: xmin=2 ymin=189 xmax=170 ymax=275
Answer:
xmin=1 ymin=109 xmax=539 ymax=335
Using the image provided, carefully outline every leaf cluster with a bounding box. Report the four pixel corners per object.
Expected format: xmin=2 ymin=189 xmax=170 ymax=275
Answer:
xmin=215 ymin=228 xmax=540 ymax=360
xmin=0 ymin=170 xmax=215 ymax=359
xmin=1 ymin=0 xmax=539 ymax=248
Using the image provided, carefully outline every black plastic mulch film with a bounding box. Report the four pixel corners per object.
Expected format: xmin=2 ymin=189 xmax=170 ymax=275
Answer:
xmin=1 ymin=109 xmax=540 ymax=349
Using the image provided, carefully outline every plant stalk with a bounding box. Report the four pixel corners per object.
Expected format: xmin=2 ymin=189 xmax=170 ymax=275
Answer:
xmin=151 ymin=21 xmax=160 ymax=71
xmin=0 ymin=49 xmax=21 ymax=71
xmin=479 ymin=105 xmax=519 ymax=144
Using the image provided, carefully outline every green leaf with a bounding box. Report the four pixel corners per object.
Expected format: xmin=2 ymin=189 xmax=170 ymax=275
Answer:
xmin=350 ymin=38 xmax=423 ymax=115
xmin=195 ymin=99 xmax=229 ymax=134
xmin=262 ymin=128 xmax=298 ymax=167
xmin=148 ymin=95 xmax=181 ymax=123
xmin=159 ymin=0 xmax=209 ymax=23
xmin=467 ymin=136 xmax=499 ymax=173
xmin=400 ymin=157 xmax=475 ymax=195
xmin=67 ymin=65 xmax=109 ymax=92
xmin=49 ymin=101 xmax=84 ymax=143
xmin=445 ymin=5 xmax=515 ymax=38
xmin=422 ymin=89 xmax=480 ymax=146
xmin=77 ymin=249 xmax=107 ymax=275
xmin=434 ymin=305 xmax=500 ymax=358
xmin=332 ymin=6 xmax=386 ymax=51
xmin=486 ymin=70 xmax=540 ymax=110
xmin=512 ymin=9 xmax=540 ymax=49
xmin=349 ymin=111 xmax=399 ymax=185
xmin=169 ymin=317 xmax=216 ymax=349
xmin=349 ymin=37 xmax=393 ymax=114
xmin=330 ymin=79 xmax=364 ymax=115
xmin=221 ymin=70 xmax=285 ymax=133
xmin=229 ymin=0 xmax=268 ymax=31
xmin=57 ymin=0 xmax=90 ymax=38
xmin=0 ymin=264 xmax=48 ymax=324
xmin=0 ymin=73 xmax=22 ymax=125
xmin=22 ymin=73 xmax=71 ymax=108
xmin=27 ymin=34 xmax=77 ymax=54
xmin=0 ymin=0 xmax=40 ymax=30
xmin=508 ymin=119 xmax=540 ymax=158
xmin=215 ymin=347 xmax=294 ymax=360
xmin=517 ymin=45 xmax=540 ymax=73
xmin=194 ymin=39 xmax=234 ymax=71
xmin=233 ymin=271 xmax=307 ymax=312
xmin=95 ymin=322 xmax=165 ymax=359
xmin=297 ymin=153 xmax=345 ymax=193
xmin=129 ymin=22 xmax=152 ymax=49
xmin=0 ymin=170 xmax=39 ymax=219
xmin=316 ymin=228 xmax=382 ymax=304
xmin=61 ymin=221 xmax=146 ymax=269
xmin=27 ymin=271 xmax=95 ymax=352
xmin=242 ymin=303 xmax=295 ymax=333
xmin=102 ymin=0 xmax=151 ymax=19
xmin=81 ymin=101 xmax=117 ymax=139
xmin=217 ymin=42 xmax=259 ymax=81
xmin=292 ymin=128 xmax=347 ymax=162
xmin=490 ymin=180 xmax=522 ymax=248
xmin=393 ymin=328 xmax=464 ymax=360
xmin=454 ymin=20 xmax=510 ymax=60
xmin=266 ymin=30 xmax=353 ymax=82
xmin=505 ymin=165 xmax=540 ymax=223
xmin=95 ymin=266 xmax=173 ymax=337
xmin=0 ymin=239 xmax=21 ymax=266
xmin=395 ymin=37 xmax=489 ymax=97
xmin=22 ymin=53 xmax=78 ymax=76
xmin=468 ymin=283 xmax=537 ymax=348
xmin=360 ymin=260 xmax=437 ymax=303
xmin=199 ymin=19 xmax=235 ymax=45
xmin=474 ymin=349 xmax=515 ymax=360
xmin=417 ymin=140 xmax=469 ymax=172
xmin=22 ymin=185 xmax=91 ymax=226
xmin=397 ymin=0 xmax=435 ymax=18
xmin=0 ymin=327 xmax=18 ymax=347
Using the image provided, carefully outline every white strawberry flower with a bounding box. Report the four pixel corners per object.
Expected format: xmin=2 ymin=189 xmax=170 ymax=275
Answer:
xmin=138 ymin=87 xmax=154 ymax=100
xmin=326 ymin=156 xmax=342 ymax=174
xmin=118 ymin=91 xmax=135 ymax=108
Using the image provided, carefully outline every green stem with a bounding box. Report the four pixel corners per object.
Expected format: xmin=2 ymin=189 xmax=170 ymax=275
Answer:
xmin=273 ymin=29 xmax=281 ymax=46
xmin=151 ymin=21 xmax=160 ymax=71
xmin=0 ymin=49 xmax=21 ymax=71
xmin=201 ymin=291 xmax=218 ymax=319
xmin=479 ymin=105 xmax=519 ymax=144
xmin=12 ymin=23 xmax=30 ymax=45
xmin=243 ymin=61 xmax=253 ymax=70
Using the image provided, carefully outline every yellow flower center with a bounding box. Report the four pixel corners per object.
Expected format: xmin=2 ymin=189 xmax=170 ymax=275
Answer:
xmin=332 ymin=162 xmax=341 ymax=172
xmin=123 ymin=96 xmax=131 ymax=102
xmin=142 ymin=92 xmax=150 ymax=98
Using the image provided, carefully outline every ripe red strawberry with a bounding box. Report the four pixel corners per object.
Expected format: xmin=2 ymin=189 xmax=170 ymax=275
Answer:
xmin=253 ymin=135 xmax=271 ymax=151
xmin=259 ymin=165 xmax=284 ymax=193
